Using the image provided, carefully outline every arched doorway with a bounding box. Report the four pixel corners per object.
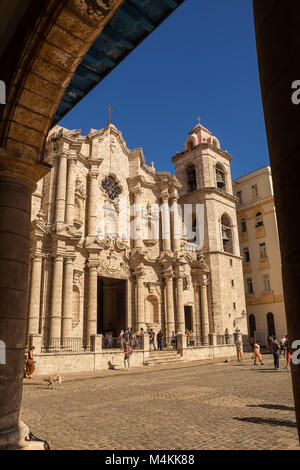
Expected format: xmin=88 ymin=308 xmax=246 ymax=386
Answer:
xmin=249 ymin=314 xmax=256 ymax=338
xmin=267 ymin=312 xmax=276 ymax=337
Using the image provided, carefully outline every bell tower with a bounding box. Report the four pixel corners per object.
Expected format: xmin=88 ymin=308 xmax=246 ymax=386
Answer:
xmin=172 ymin=120 xmax=248 ymax=341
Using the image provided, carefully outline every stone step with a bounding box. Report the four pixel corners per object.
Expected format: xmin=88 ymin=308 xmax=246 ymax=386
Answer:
xmin=145 ymin=353 xmax=183 ymax=366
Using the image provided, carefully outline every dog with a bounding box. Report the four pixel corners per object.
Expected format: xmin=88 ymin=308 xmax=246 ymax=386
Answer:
xmin=44 ymin=375 xmax=64 ymax=389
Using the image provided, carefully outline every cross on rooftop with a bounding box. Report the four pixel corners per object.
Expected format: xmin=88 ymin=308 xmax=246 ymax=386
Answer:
xmin=106 ymin=104 xmax=115 ymax=124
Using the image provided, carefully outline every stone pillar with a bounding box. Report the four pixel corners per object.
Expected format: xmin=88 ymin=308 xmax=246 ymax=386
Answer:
xmin=193 ymin=282 xmax=201 ymax=339
xmin=65 ymin=158 xmax=76 ymax=226
xmin=49 ymin=254 xmax=64 ymax=347
xmin=55 ymin=153 xmax=67 ymax=224
xmin=161 ymin=191 xmax=171 ymax=252
xmin=61 ymin=258 xmax=74 ymax=342
xmin=87 ymin=264 xmax=98 ymax=347
xmin=27 ymin=255 xmax=43 ymax=335
xmin=177 ymin=333 xmax=186 ymax=356
xmin=135 ymin=271 xmax=145 ymax=330
xmin=175 ymin=275 xmax=185 ymax=333
xmin=88 ymin=168 xmax=99 ymax=237
xmin=253 ymin=1 xmax=300 ymax=441
xmin=90 ymin=334 xmax=102 ymax=352
xmin=170 ymin=192 xmax=181 ymax=253
xmin=0 ymin=151 xmax=50 ymax=450
xmin=132 ymin=186 xmax=143 ymax=250
xmin=164 ymin=271 xmax=175 ymax=342
xmin=200 ymin=278 xmax=210 ymax=346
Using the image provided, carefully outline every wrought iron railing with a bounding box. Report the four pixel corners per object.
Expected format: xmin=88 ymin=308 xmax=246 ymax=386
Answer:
xmin=186 ymin=336 xmax=205 ymax=347
xmin=102 ymin=335 xmax=143 ymax=350
xmin=217 ymin=335 xmax=235 ymax=346
xmin=42 ymin=338 xmax=84 ymax=352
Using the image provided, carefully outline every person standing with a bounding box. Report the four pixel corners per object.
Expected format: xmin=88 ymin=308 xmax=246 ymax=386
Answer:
xmin=171 ymin=331 xmax=177 ymax=350
xmin=25 ymin=346 xmax=36 ymax=379
xmin=157 ymin=330 xmax=164 ymax=351
xmin=124 ymin=342 xmax=132 ymax=371
xmin=235 ymin=336 xmax=243 ymax=363
xmin=225 ymin=328 xmax=230 ymax=345
xmin=189 ymin=330 xmax=195 ymax=347
xmin=285 ymin=335 xmax=292 ymax=369
xmin=253 ymin=341 xmax=264 ymax=366
xmin=119 ymin=329 xmax=125 ymax=350
xmin=272 ymin=338 xmax=281 ymax=370
xmin=149 ymin=329 xmax=156 ymax=351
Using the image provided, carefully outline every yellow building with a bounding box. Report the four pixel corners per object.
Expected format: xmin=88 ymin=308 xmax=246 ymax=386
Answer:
xmin=233 ymin=166 xmax=287 ymax=347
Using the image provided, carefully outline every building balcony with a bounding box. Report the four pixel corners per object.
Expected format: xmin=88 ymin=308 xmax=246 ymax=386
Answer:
xmin=259 ymin=256 xmax=270 ymax=270
xmin=255 ymin=225 xmax=265 ymax=238
xmin=240 ymin=231 xmax=248 ymax=243
xmin=243 ymin=261 xmax=252 ymax=273
xmin=246 ymin=292 xmax=255 ymax=305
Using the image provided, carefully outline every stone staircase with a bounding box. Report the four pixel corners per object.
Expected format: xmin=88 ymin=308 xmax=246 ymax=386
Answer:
xmin=144 ymin=349 xmax=184 ymax=366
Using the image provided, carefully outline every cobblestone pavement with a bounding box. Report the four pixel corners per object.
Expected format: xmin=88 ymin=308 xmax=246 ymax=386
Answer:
xmin=21 ymin=355 xmax=300 ymax=450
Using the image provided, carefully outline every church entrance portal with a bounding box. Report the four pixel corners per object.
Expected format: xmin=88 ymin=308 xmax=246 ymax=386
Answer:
xmin=97 ymin=277 xmax=127 ymax=336
xmin=184 ymin=306 xmax=192 ymax=332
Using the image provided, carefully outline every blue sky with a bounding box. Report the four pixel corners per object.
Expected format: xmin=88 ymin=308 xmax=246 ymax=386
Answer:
xmin=60 ymin=0 xmax=269 ymax=180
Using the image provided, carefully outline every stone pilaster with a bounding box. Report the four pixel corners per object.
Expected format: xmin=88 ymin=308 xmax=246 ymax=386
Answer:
xmin=170 ymin=191 xmax=181 ymax=253
xmin=27 ymin=255 xmax=43 ymax=335
xmin=87 ymin=264 xmax=98 ymax=347
xmin=135 ymin=268 xmax=145 ymax=330
xmin=200 ymin=275 xmax=210 ymax=345
xmin=55 ymin=153 xmax=67 ymax=224
xmin=65 ymin=157 xmax=76 ymax=226
xmin=193 ymin=282 xmax=201 ymax=338
xmin=49 ymin=254 xmax=64 ymax=345
xmin=132 ymin=186 xmax=143 ymax=250
xmin=175 ymin=272 xmax=185 ymax=333
xmin=61 ymin=257 xmax=74 ymax=342
xmin=87 ymin=163 xmax=101 ymax=238
xmin=163 ymin=269 xmax=175 ymax=341
xmin=161 ymin=191 xmax=171 ymax=252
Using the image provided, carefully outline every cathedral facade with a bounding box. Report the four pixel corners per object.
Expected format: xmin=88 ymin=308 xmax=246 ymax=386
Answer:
xmin=27 ymin=120 xmax=247 ymax=354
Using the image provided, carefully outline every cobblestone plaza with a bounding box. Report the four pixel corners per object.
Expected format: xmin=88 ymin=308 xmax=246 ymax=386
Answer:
xmin=21 ymin=356 xmax=299 ymax=450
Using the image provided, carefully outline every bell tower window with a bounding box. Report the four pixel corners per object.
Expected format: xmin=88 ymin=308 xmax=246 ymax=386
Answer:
xmin=221 ymin=214 xmax=233 ymax=254
xmin=216 ymin=164 xmax=226 ymax=190
xmin=186 ymin=165 xmax=197 ymax=193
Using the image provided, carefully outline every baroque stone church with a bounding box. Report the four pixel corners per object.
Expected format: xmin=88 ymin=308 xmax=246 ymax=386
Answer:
xmin=27 ymin=119 xmax=247 ymax=353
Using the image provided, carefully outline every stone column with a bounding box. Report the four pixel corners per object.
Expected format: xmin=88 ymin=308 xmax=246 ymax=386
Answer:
xmin=193 ymin=282 xmax=201 ymax=339
xmin=200 ymin=277 xmax=210 ymax=346
xmin=49 ymin=254 xmax=64 ymax=348
xmin=161 ymin=191 xmax=171 ymax=252
xmin=27 ymin=255 xmax=43 ymax=335
xmin=61 ymin=258 xmax=74 ymax=343
xmin=170 ymin=192 xmax=181 ymax=253
xmin=55 ymin=153 xmax=67 ymax=224
xmin=164 ymin=271 xmax=175 ymax=341
xmin=132 ymin=186 xmax=143 ymax=250
xmin=87 ymin=264 xmax=98 ymax=347
xmin=65 ymin=158 xmax=76 ymax=226
xmin=0 ymin=151 xmax=50 ymax=450
xmin=88 ymin=168 xmax=99 ymax=237
xmin=253 ymin=1 xmax=300 ymax=442
xmin=135 ymin=270 xmax=145 ymax=330
xmin=175 ymin=275 xmax=185 ymax=333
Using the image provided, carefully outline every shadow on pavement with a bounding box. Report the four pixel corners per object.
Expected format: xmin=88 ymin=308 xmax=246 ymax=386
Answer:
xmin=233 ymin=417 xmax=297 ymax=428
xmin=248 ymin=404 xmax=295 ymax=412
